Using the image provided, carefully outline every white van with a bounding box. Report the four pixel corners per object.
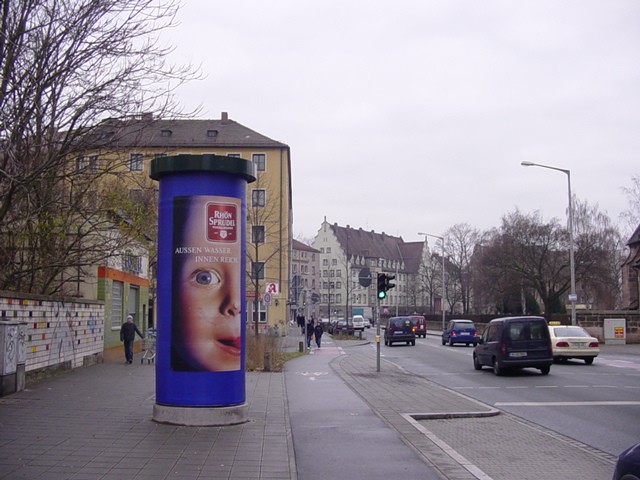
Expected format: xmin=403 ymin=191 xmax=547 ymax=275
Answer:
xmin=352 ymin=315 xmax=365 ymax=331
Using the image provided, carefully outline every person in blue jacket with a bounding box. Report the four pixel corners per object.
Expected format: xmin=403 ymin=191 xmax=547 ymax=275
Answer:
xmin=120 ymin=315 xmax=143 ymax=364
xmin=314 ymin=322 xmax=324 ymax=349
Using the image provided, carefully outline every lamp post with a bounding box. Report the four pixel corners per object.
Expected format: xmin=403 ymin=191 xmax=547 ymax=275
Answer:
xmin=418 ymin=232 xmax=446 ymax=331
xmin=520 ymin=161 xmax=576 ymax=325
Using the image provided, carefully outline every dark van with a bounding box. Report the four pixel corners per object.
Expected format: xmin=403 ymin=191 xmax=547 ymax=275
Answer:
xmin=473 ymin=316 xmax=553 ymax=376
xmin=384 ymin=316 xmax=416 ymax=346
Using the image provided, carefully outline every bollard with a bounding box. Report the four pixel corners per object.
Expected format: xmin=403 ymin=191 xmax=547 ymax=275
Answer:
xmin=299 ymin=341 xmax=304 ymax=353
xmin=263 ymin=352 xmax=271 ymax=372
xmin=359 ymin=331 xmax=363 ymax=340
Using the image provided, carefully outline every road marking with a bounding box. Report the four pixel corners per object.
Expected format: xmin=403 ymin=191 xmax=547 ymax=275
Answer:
xmin=402 ymin=413 xmax=494 ymax=480
xmin=495 ymin=401 xmax=640 ymax=407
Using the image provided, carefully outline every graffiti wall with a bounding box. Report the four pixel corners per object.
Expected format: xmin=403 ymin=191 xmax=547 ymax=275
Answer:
xmin=0 ymin=292 xmax=104 ymax=372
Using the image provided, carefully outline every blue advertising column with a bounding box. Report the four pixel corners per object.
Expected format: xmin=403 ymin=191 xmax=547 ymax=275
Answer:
xmin=150 ymin=154 xmax=255 ymax=426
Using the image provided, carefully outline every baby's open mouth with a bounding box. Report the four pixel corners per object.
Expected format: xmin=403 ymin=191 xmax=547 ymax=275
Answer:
xmin=217 ymin=337 xmax=241 ymax=355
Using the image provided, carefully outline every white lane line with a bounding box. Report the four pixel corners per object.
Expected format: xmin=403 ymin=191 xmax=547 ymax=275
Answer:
xmin=495 ymin=401 xmax=640 ymax=407
xmin=402 ymin=413 xmax=494 ymax=480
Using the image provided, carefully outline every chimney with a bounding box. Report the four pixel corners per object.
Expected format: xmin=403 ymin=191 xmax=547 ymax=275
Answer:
xmin=221 ymin=112 xmax=229 ymax=124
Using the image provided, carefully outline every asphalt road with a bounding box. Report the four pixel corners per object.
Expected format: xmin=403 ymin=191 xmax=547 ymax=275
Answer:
xmin=363 ymin=328 xmax=640 ymax=457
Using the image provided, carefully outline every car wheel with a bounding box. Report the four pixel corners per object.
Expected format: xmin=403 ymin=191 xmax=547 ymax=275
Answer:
xmin=449 ymin=339 xmax=454 ymax=347
xmin=492 ymin=357 xmax=504 ymax=376
xmin=473 ymin=354 xmax=482 ymax=371
xmin=441 ymin=338 xmax=446 ymax=345
xmin=540 ymin=365 xmax=551 ymax=375
xmin=411 ymin=340 xmax=416 ymax=346
xmin=584 ymin=357 xmax=594 ymax=365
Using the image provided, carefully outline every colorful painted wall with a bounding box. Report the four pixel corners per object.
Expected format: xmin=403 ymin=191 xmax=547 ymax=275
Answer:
xmin=0 ymin=292 xmax=104 ymax=372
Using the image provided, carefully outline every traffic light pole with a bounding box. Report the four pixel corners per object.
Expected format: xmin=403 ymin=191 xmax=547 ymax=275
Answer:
xmin=376 ymin=300 xmax=381 ymax=372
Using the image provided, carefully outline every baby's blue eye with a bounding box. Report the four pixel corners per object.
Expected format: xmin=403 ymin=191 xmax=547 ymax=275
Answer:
xmin=192 ymin=270 xmax=221 ymax=286
xmin=195 ymin=271 xmax=213 ymax=285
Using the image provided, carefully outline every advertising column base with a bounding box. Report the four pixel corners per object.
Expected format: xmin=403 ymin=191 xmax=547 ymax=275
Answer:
xmin=153 ymin=402 xmax=249 ymax=426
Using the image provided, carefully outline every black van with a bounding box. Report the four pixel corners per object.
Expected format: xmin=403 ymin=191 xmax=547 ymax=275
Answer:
xmin=384 ymin=316 xmax=416 ymax=346
xmin=473 ymin=316 xmax=553 ymax=375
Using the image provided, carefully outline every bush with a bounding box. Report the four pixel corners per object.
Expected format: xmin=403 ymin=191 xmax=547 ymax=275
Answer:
xmin=245 ymin=334 xmax=303 ymax=371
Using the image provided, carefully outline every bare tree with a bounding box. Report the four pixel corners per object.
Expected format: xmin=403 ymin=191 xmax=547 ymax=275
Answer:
xmin=0 ymin=0 xmax=196 ymax=294
xmin=246 ymin=173 xmax=287 ymax=336
xmin=620 ymin=174 xmax=640 ymax=239
xmin=572 ymin=198 xmax=623 ymax=309
xmin=443 ymin=223 xmax=481 ymax=314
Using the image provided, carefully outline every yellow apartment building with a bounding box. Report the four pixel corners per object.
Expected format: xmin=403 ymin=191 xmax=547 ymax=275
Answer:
xmin=83 ymin=112 xmax=292 ymax=339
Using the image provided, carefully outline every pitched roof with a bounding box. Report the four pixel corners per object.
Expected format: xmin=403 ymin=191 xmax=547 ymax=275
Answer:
xmin=292 ymin=239 xmax=319 ymax=253
xmin=84 ymin=113 xmax=289 ymax=150
xmin=398 ymin=242 xmax=424 ymax=272
xmin=627 ymin=223 xmax=640 ymax=246
xmin=330 ymin=224 xmax=405 ymax=262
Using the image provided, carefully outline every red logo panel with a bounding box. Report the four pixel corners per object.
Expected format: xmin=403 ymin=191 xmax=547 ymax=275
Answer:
xmin=207 ymin=203 xmax=237 ymax=242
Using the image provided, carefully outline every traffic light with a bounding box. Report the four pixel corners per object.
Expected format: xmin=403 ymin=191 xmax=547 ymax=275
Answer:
xmin=377 ymin=273 xmax=387 ymax=299
xmin=385 ymin=274 xmax=396 ymax=292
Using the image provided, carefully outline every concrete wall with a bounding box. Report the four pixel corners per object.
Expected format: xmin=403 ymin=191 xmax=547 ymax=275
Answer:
xmin=0 ymin=291 xmax=104 ymax=373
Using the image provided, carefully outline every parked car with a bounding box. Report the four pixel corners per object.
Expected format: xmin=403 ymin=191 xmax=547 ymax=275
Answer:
xmin=410 ymin=315 xmax=427 ymax=338
xmin=332 ymin=320 xmax=354 ymax=336
xmin=352 ymin=315 xmax=365 ymax=331
xmin=548 ymin=322 xmax=599 ymax=364
xmin=473 ymin=316 xmax=553 ymax=376
xmin=613 ymin=442 xmax=640 ymax=480
xmin=363 ymin=317 xmax=372 ymax=329
xmin=384 ymin=316 xmax=416 ymax=346
xmin=442 ymin=319 xmax=478 ymax=346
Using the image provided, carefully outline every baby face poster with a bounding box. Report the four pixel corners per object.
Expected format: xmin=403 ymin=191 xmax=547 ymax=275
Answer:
xmin=171 ymin=196 xmax=242 ymax=372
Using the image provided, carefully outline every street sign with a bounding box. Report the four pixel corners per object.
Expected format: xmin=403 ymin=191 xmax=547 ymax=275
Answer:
xmin=263 ymin=292 xmax=272 ymax=305
xmin=359 ymin=267 xmax=372 ymax=287
xmin=265 ymin=282 xmax=279 ymax=295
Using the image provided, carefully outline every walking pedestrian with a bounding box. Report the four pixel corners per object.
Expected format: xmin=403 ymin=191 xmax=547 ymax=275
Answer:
xmin=120 ymin=315 xmax=144 ymax=364
xmin=306 ymin=317 xmax=315 ymax=348
xmin=314 ymin=322 xmax=324 ymax=349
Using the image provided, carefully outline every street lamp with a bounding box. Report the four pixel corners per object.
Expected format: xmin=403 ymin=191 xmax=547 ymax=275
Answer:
xmin=418 ymin=232 xmax=446 ymax=331
xmin=521 ymin=161 xmax=576 ymax=325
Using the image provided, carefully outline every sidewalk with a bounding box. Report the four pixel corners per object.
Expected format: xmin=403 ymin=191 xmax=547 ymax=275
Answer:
xmin=0 ymin=327 xmax=625 ymax=480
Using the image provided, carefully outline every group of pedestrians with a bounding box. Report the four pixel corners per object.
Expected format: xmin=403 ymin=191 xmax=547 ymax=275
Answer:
xmin=297 ymin=315 xmax=323 ymax=349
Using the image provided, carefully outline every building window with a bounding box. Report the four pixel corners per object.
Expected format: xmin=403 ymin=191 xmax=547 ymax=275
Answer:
xmin=130 ymin=153 xmax=143 ymax=172
xmin=128 ymin=189 xmax=143 ymax=203
xmin=327 ymin=247 xmax=331 ymax=253
xmin=252 ymin=225 xmax=265 ymax=244
xmin=336 ymin=294 xmax=342 ymax=303
xmin=252 ymin=153 xmax=266 ymax=172
xmin=207 ymin=129 xmax=218 ymax=138
xmin=227 ymin=153 xmax=241 ymax=158
xmin=322 ymin=259 xmax=328 ymax=266
xmin=122 ymin=253 xmax=142 ymax=274
xmin=251 ymin=261 xmax=265 ymax=280
xmin=251 ymin=189 xmax=266 ymax=207
xmin=336 ymin=270 xmax=341 ymax=277
xmin=293 ymin=264 xmax=298 ymax=274
xmin=332 ymin=259 xmax=337 ymax=265
xmin=160 ymin=129 xmax=172 ymax=137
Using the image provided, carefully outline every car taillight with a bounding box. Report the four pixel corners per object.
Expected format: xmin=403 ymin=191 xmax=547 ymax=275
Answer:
xmin=589 ymin=342 xmax=599 ymax=348
xmin=451 ymin=331 xmax=457 ymax=337
xmin=556 ymin=341 xmax=570 ymax=347
xmin=501 ymin=343 xmax=507 ymax=355
xmin=412 ymin=327 xmax=416 ymax=332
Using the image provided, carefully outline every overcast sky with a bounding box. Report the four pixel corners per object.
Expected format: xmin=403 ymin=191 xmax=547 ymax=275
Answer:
xmin=164 ymin=0 xmax=640 ymax=244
